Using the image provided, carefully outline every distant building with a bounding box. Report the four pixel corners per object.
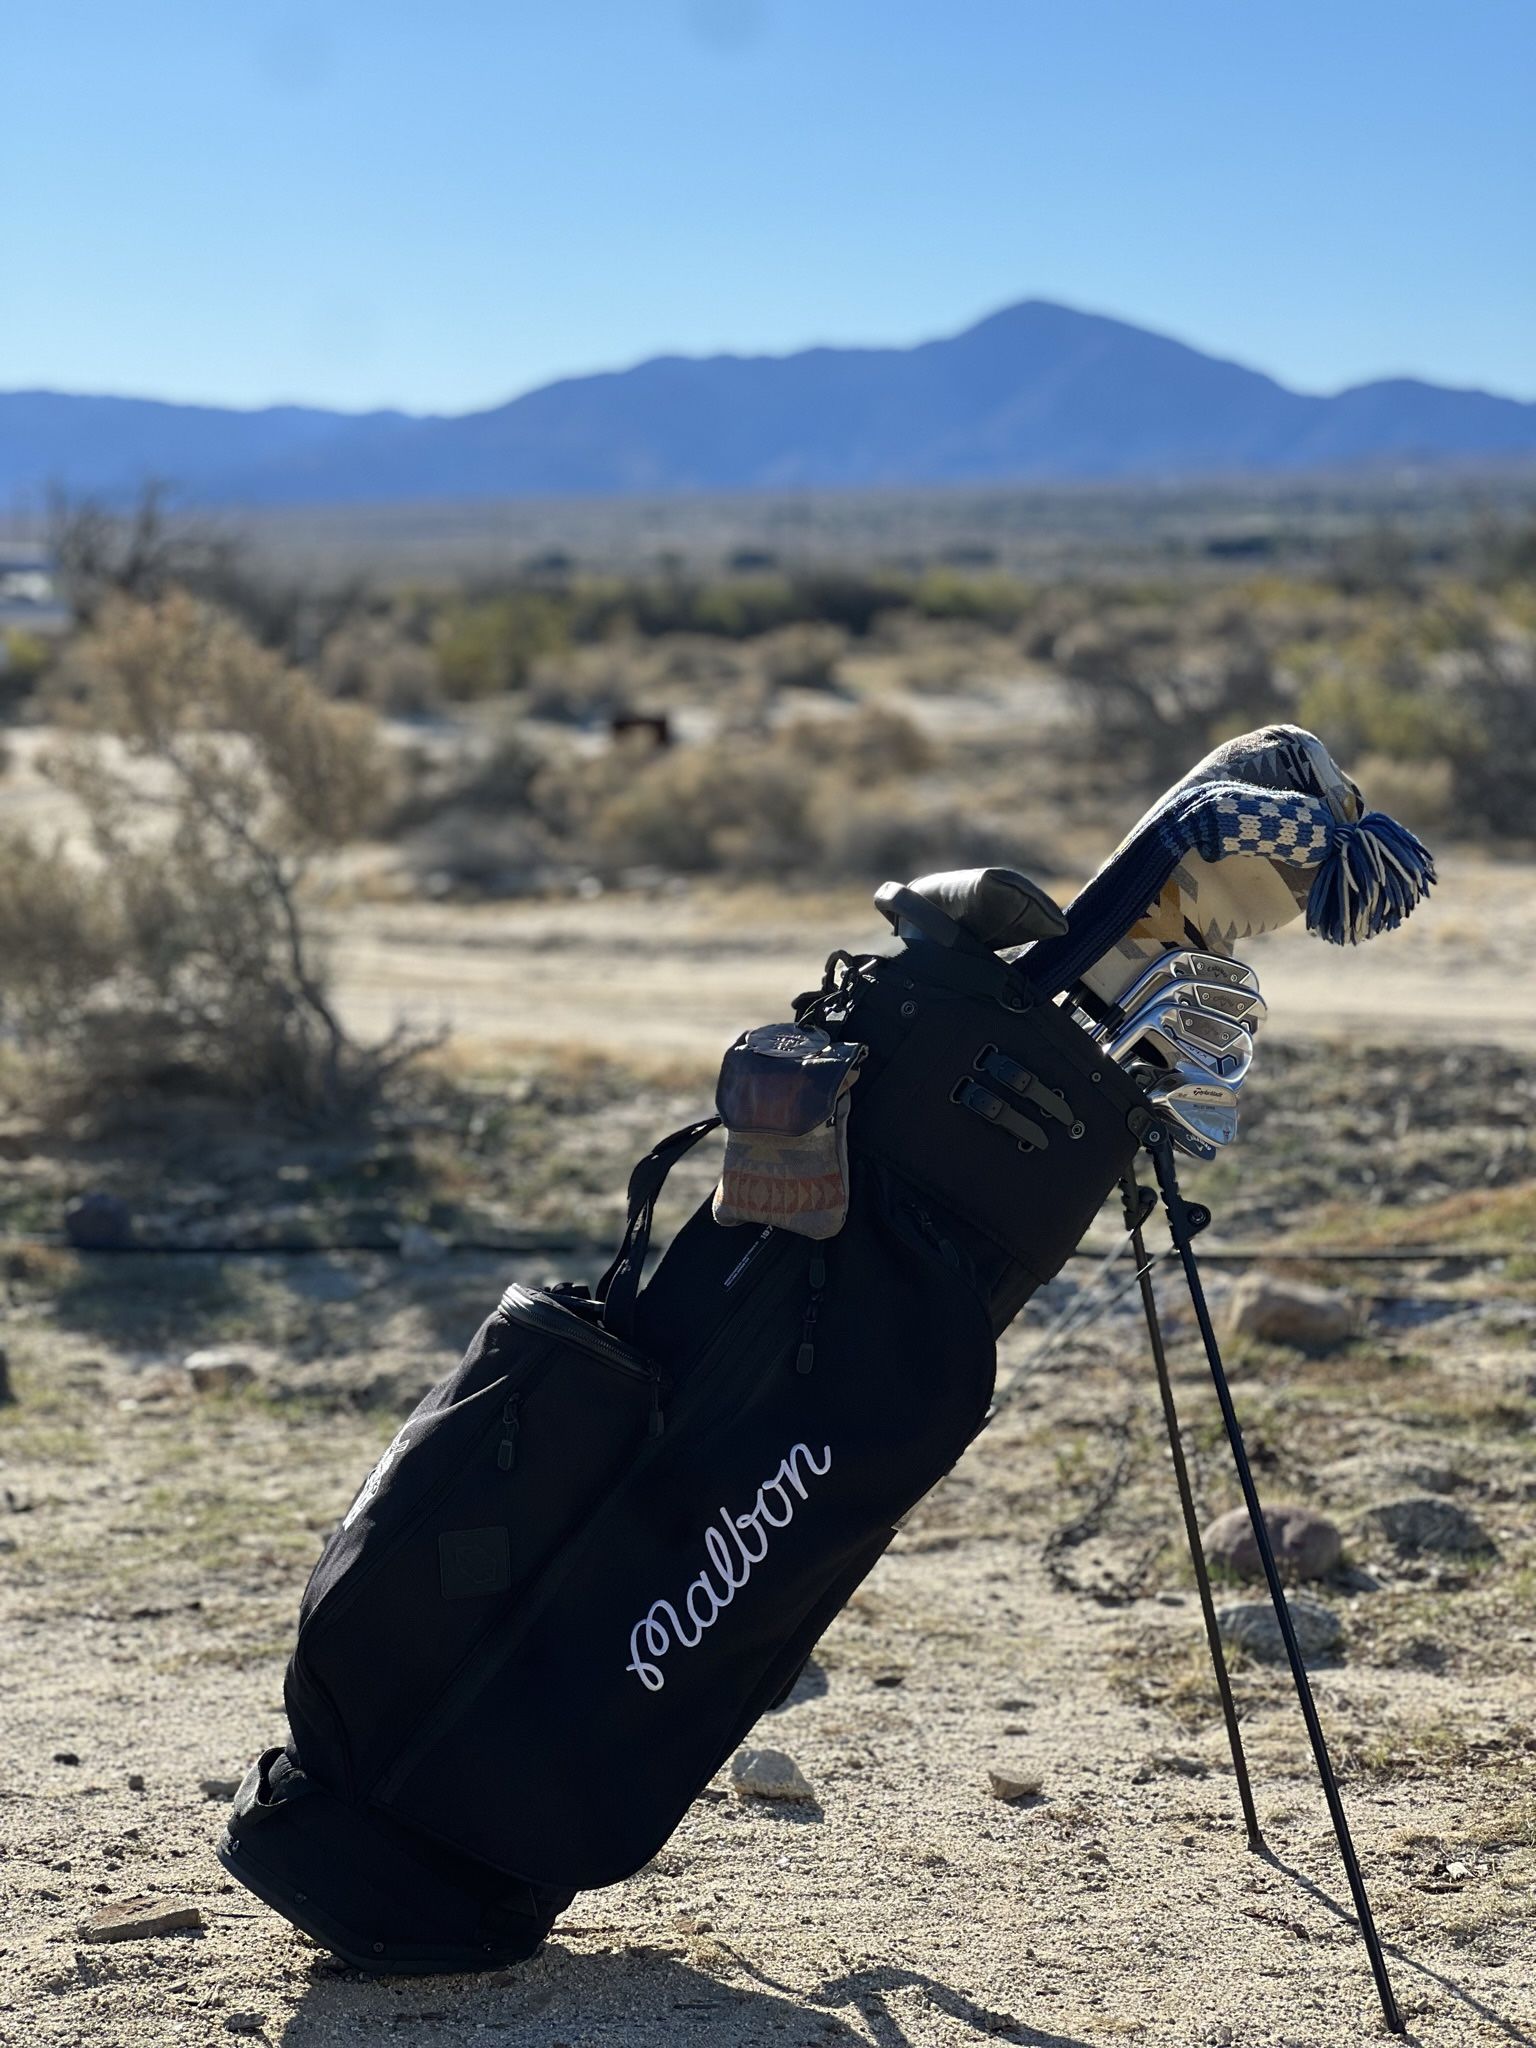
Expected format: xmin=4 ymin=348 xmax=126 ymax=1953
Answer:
xmin=0 ymin=544 xmax=73 ymax=659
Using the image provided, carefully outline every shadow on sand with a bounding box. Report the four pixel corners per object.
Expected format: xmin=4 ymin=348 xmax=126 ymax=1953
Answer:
xmin=275 ymin=1940 xmax=1096 ymax=2048
xmin=1260 ymin=1846 xmax=1535 ymax=2048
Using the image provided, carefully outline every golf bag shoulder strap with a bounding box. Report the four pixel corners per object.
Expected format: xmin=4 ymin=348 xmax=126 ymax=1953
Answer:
xmin=597 ymin=1116 xmax=722 ymax=1340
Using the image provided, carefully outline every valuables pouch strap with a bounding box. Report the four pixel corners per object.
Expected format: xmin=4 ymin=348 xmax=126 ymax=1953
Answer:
xmin=598 ymin=1116 xmax=722 ymax=1340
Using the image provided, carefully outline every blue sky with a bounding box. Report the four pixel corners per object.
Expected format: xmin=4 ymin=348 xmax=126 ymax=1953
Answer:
xmin=4 ymin=1 xmax=1531 ymax=413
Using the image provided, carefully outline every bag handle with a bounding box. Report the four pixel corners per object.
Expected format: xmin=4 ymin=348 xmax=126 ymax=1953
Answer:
xmin=597 ymin=1116 xmax=722 ymax=1341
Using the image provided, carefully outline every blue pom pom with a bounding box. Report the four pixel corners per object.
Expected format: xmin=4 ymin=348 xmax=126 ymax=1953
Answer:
xmin=1305 ymin=812 xmax=1437 ymax=946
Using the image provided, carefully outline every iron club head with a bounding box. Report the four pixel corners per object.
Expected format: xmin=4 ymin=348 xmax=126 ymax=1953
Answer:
xmin=1147 ymin=1073 xmax=1240 ymax=1149
xmin=1108 ymin=949 xmax=1259 ymax=1023
xmin=1108 ymin=1000 xmax=1254 ymax=1083
xmin=1170 ymin=980 xmax=1267 ymax=1031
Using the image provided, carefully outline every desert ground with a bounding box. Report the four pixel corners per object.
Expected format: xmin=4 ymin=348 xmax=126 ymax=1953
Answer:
xmin=3 ymin=864 xmax=1535 ymax=2048
xmin=315 ymin=850 xmax=1536 ymax=1061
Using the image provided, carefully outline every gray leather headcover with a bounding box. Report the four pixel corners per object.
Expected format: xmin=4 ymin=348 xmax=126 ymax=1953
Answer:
xmin=903 ymin=867 xmax=1068 ymax=950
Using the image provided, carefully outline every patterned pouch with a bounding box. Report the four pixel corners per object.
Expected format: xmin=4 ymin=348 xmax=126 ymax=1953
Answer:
xmin=712 ymin=1024 xmax=865 ymax=1240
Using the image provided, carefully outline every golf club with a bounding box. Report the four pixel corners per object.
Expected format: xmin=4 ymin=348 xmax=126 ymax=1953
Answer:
xmin=1148 ymin=1073 xmax=1240 ymax=1149
xmin=1170 ymin=980 xmax=1267 ymax=1031
xmin=1108 ymin=1001 xmax=1254 ymax=1083
xmin=1109 ymin=949 xmax=1260 ymax=1022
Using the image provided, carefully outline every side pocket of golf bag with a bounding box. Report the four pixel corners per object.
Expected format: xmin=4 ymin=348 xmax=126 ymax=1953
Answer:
xmin=285 ymin=1284 xmax=666 ymax=1805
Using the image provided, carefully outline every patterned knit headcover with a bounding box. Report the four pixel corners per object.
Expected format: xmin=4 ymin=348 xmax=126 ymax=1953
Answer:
xmin=1021 ymin=724 xmax=1437 ymax=999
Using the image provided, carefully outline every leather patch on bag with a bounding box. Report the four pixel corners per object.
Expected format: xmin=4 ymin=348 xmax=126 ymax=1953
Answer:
xmin=439 ymin=1526 xmax=511 ymax=1601
xmin=712 ymin=1025 xmax=863 ymax=1240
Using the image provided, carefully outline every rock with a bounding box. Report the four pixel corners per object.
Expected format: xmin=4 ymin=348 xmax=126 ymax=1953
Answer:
xmin=79 ymin=1894 xmax=204 ymax=1943
xmin=1149 ymin=1751 xmax=1207 ymax=1778
xmin=64 ymin=1190 xmax=134 ymax=1251
xmin=730 ymin=1747 xmax=815 ymax=1802
xmin=987 ymin=1768 xmax=1043 ymax=1802
xmin=53 ymin=1751 xmax=80 ymax=1766
xmin=0 ymin=1345 xmax=11 ymax=1405
xmin=1216 ymin=1594 xmax=1343 ymax=1664
xmin=1131 ymin=1755 xmax=1208 ymax=1785
xmin=396 ymin=1223 xmax=450 ymax=1264
xmin=1358 ymin=1497 xmax=1495 ymax=1557
xmin=224 ymin=2017 xmax=265 ymax=2037
xmin=1227 ymin=1275 xmax=1354 ymax=1351
xmin=1202 ymin=1503 xmax=1342 ymax=1582
xmin=127 ymin=1773 xmax=146 ymax=1792
xmin=199 ymin=1776 xmax=241 ymax=1801
xmin=183 ymin=1347 xmax=256 ymax=1395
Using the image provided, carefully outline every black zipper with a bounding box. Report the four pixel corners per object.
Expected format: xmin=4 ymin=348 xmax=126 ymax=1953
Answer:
xmin=905 ymin=1200 xmax=960 ymax=1272
xmin=373 ymin=1235 xmax=807 ymax=1805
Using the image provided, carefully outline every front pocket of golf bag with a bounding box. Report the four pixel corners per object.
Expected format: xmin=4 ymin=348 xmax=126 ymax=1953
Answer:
xmin=372 ymin=1171 xmax=997 ymax=1890
xmin=285 ymin=1288 xmax=660 ymax=1802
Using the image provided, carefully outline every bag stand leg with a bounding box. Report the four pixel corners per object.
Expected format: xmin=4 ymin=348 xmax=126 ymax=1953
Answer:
xmin=1118 ymin=1171 xmax=1264 ymax=1853
xmin=1144 ymin=1128 xmax=1404 ymax=2035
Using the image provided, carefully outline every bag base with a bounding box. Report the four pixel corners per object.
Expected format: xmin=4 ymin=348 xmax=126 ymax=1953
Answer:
xmin=218 ymin=1749 xmax=571 ymax=1974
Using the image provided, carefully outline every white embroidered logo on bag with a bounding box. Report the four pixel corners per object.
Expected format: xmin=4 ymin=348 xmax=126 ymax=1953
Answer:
xmin=626 ymin=1441 xmax=833 ymax=1692
xmin=342 ymin=1425 xmax=411 ymax=1530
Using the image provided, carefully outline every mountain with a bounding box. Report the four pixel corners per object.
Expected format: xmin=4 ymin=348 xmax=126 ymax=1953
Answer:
xmin=4 ymin=301 xmax=1535 ymax=505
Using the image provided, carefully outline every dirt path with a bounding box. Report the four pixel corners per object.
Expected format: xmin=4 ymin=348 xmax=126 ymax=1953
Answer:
xmin=324 ymin=854 xmax=1536 ymax=1064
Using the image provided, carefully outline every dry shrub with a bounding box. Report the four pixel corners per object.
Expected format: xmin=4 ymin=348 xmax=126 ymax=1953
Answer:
xmin=1350 ymin=753 xmax=1454 ymax=837
xmin=1295 ymin=614 xmax=1536 ymax=836
xmin=543 ymin=708 xmax=956 ymax=882
xmin=809 ymin=787 xmax=1018 ymax=878
xmin=523 ymin=653 xmax=638 ymax=724
xmin=588 ymin=741 xmax=812 ymax=875
xmin=1055 ymin=610 xmax=1283 ymax=786
xmin=436 ymin=592 xmax=570 ymax=699
xmin=759 ymin=623 xmax=848 ymax=694
xmin=318 ymin=614 xmax=443 ymax=716
xmin=1 ymin=629 xmax=55 ymax=715
xmin=3 ymin=592 xmax=413 ymax=1118
xmin=783 ymin=704 xmax=932 ymax=779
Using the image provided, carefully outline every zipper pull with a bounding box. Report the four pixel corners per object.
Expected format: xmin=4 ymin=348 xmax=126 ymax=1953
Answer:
xmin=649 ymin=1377 xmax=666 ymax=1438
xmin=795 ymin=1320 xmax=817 ymax=1376
xmin=496 ymin=1395 xmax=520 ymax=1472
xmin=908 ymin=1202 xmax=960 ymax=1270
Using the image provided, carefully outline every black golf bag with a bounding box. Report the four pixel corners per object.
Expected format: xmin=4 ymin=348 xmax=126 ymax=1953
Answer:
xmin=219 ymin=870 xmax=1154 ymax=1972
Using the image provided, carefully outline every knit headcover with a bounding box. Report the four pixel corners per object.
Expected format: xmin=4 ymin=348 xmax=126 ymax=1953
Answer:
xmin=1022 ymin=724 xmax=1437 ymax=1000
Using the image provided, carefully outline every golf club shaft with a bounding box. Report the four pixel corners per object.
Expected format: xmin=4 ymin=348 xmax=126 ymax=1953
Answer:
xmin=1147 ymin=1135 xmax=1404 ymax=2035
xmin=1119 ymin=1171 xmax=1262 ymax=1852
